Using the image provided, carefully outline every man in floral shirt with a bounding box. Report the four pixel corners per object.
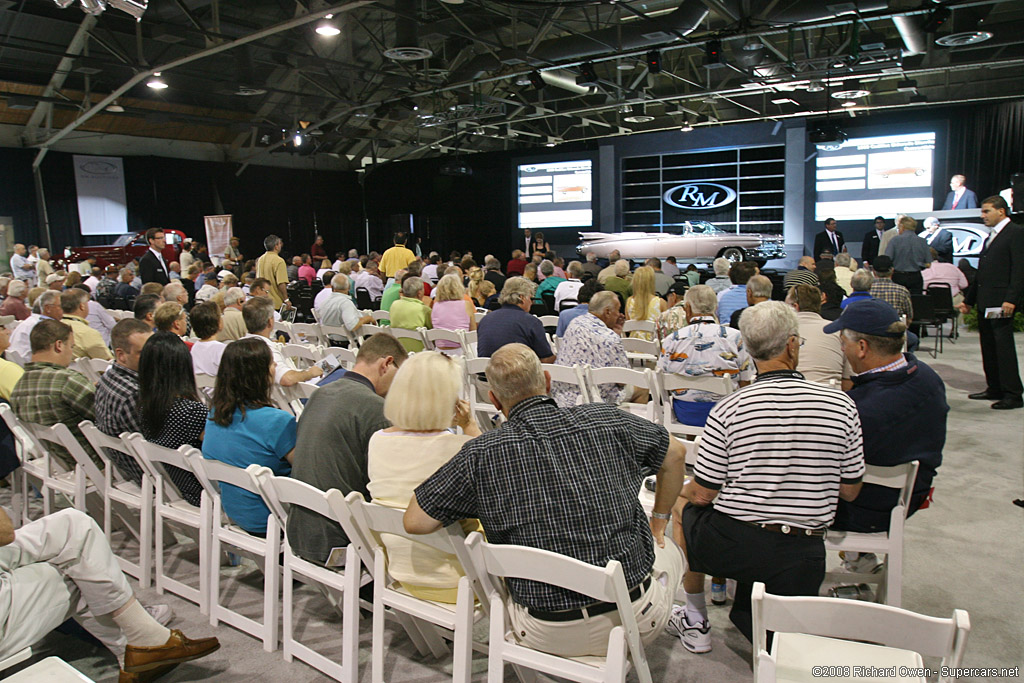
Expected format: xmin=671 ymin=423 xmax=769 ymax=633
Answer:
xmin=552 ymin=291 xmax=630 ymax=407
xmin=657 ymin=285 xmax=754 ymax=427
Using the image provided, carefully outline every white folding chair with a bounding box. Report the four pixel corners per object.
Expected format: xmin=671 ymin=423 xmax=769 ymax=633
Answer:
xmin=621 ymin=338 xmax=659 ymax=367
xmin=464 ymin=532 xmax=653 ymax=683
xmin=424 ymin=328 xmax=471 ymax=357
xmin=751 ymin=582 xmax=969 ymax=683
xmin=352 ymin=323 xmax=386 ymax=346
xmin=545 ymin=363 xmax=592 ymax=406
xmin=124 ymin=434 xmax=208 ymax=613
xmin=194 ymin=372 xmax=217 ymax=407
xmin=70 ymin=357 xmax=102 ymax=384
xmin=319 ymin=323 xmax=357 ymax=348
xmin=0 ymin=403 xmax=52 ymax=523
xmin=187 ymin=452 xmax=280 ymax=651
xmin=461 ymin=329 xmax=478 ymax=358
xmin=283 ymin=343 xmax=323 ymax=370
xmin=651 ymin=371 xmax=734 ymax=445
xmin=387 ymin=326 xmax=429 ymax=350
xmin=273 ymin=320 xmax=293 ymax=342
xmin=79 ymin=421 xmax=153 ymax=587
xmin=1 ymin=655 xmax=95 ymax=682
xmin=23 ymin=422 xmax=104 ymax=518
xmin=622 ymin=320 xmax=656 ymax=338
xmin=248 ymin=467 xmax=366 ymax=682
xmin=538 ymin=315 xmax=559 ymax=329
xmin=584 ymin=366 xmax=655 ymax=420
xmin=372 ymin=309 xmax=391 ymax=324
xmin=347 ymin=493 xmax=484 ymax=683
xmin=462 ymin=357 xmax=502 ymax=431
xmin=333 ymin=346 xmax=357 ymax=370
xmin=473 ymin=311 xmax=487 ymax=324
xmin=291 ymin=323 xmax=326 ymax=346
xmin=824 ymin=461 xmax=920 ymax=607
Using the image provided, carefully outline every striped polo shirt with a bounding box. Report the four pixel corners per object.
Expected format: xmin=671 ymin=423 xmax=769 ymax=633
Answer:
xmin=695 ymin=370 xmax=865 ymax=529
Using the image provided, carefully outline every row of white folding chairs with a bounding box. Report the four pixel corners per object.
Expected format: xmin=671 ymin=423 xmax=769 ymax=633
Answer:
xmin=244 ymin=467 xmax=657 ymax=683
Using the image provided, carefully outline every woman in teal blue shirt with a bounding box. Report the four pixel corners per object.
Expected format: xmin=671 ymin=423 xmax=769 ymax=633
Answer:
xmin=203 ymin=337 xmax=296 ymax=536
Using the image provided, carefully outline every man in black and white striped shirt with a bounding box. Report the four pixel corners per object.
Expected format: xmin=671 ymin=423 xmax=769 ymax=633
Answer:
xmin=668 ymin=301 xmax=865 ymax=651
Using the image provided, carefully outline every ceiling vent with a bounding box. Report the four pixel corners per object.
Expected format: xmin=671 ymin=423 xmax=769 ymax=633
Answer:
xmin=935 ymin=31 xmax=993 ymax=47
xmin=385 ymin=0 xmax=433 ymax=62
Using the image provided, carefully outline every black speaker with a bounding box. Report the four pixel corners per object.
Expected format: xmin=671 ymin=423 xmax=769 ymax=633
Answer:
xmin=1011 ymin=173 xmax=1024 ymax=214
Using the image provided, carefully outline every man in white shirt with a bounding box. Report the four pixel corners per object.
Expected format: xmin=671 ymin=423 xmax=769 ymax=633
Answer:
xmin=9 ymin=244 xmax=35 ymax=284
xmin=553 ymin=261 xmax=584 ymax=312
xmin=84 ymin=268 xmax=101 ymax=292
xmin=9 ymin=290 xmax=62 ymax=362
xmin=239 ymin=297 xmax=322 ymax=387
xmin=319 ymin=274 xmax=373 ymax=333
xmin=85 ymin=297 xmax=117 ymax=345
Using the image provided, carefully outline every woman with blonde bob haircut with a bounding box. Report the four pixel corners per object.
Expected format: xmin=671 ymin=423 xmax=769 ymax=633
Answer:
xmin=366 ymin=352 xmax=482 ymax=602
xmin=431 ymin=273 xmax=476 ymax=350
xmin=625 ymin=265 xmax=667 ymax=340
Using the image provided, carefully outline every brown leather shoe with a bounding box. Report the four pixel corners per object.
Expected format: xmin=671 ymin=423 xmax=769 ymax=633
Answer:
xmin=123 ymin=629 xmax=220 ymax=673
xmin=119 ymin=662 xmax=179 ymax=682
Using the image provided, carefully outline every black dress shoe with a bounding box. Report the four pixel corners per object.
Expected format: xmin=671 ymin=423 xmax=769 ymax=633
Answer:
xmin=968 ymin=391 xmax=1002 ymax=400
xmin=992 ymin=398 xmax=1023 ymax=410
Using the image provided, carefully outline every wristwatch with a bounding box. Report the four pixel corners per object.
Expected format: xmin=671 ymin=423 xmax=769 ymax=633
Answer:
xmin=651 ymin=511 xmax=671 ymax=520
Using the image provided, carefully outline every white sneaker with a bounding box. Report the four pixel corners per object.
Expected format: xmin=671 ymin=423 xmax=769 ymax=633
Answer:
xmin=665 ymin=605 xmax=711 ymax=653
xmin=840 ymin=552 xmax=883 ymax=574
xmin=145 ymin=604 xmax=174 ymax=626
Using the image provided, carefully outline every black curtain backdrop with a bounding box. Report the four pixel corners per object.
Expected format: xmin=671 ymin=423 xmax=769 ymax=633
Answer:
xmin=947 ymin=99 xmax=1024 ymax=204
xmin=20 ymin=150 xmax=365 ymax=262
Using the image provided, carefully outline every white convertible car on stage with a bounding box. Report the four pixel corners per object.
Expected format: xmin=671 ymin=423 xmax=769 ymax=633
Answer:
xmin=578 ymin=221 xmax=786 ymax=266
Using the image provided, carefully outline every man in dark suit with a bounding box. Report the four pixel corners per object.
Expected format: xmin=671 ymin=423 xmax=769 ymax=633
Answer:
xmin=138 ymin=228 xmax=170 ymax=286
xmin=941 ymin=174 xmax=979 ymax=211
xmin=861 ymin=216 xmax=887 ymax=267
xmin=959 ymin=196 xmax=1024 ymax=409
xmin=813 ymin=217 xmax=846 ymax=259
xmin=922 ymin=217 xmax=954 ymax=263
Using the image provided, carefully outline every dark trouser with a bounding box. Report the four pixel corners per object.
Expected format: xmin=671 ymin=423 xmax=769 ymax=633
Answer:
xmin=893 ymin=271 xmax=923 ymax=294
xmin=682 ymin=505 xmax=824 ymax=642
xmin=978 ymin=315 xmax=1023 ymax=399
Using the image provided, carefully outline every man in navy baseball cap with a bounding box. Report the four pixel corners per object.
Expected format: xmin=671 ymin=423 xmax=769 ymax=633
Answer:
xmin=823 ymin=298 xmax=904 ymax=337
xmin=825 ymin=297 xmax=946 ymax=564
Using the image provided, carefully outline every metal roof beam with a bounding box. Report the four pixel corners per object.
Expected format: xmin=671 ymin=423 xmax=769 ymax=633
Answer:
xmin=23 ymin=14 xmax=97 ymax=144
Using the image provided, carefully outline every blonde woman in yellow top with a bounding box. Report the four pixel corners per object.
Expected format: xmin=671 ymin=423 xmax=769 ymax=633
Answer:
xmin=366 ymin=352 xmax=482 ymax=603
xmin=625 ymin=265 xmax=668 ymax=341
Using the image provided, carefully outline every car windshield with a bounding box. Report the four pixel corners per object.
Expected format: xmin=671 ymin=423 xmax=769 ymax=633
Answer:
xmin=111 ymin=234 xmax=136 ymax=247
xmin=664 ymin=221 xmax=721 ymax=235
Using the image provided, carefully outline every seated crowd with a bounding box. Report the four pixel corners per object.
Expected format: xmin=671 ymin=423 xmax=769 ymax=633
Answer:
xmin=0 ymin=225 xmax=953 ymax=679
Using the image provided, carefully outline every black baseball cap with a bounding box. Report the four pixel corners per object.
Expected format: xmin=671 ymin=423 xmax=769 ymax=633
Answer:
xmin=668 ymin=281 xmax=688 ymax=296
xmin=824 ymin=299 xmax=903 ymax=337
xmin=872 ymin=255 xmax=893 ymax=271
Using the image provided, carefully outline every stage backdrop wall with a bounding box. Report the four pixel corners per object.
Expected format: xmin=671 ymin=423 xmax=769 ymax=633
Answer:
xmin=2 ymin=149 xmax=364 ymax=262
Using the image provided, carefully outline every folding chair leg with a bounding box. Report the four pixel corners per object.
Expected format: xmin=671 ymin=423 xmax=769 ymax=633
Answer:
xmin=139 ymin=488 xmax=152 ymax=589
xmin=604 ymin=627 xmax=629 ymax=683
xmin=452 ymin=577 xmax=474 ymax=683
xmin=372 ymin=552 xmax=387 ymax=683
xmin=341 ymin=546 xmax=360 ymax=683
xmin=487 ymin=596 xmax=506 ymax=683
xmin=395 ymin=611 xmax=431 ymax=657
xmin=262 ymin=525 xmax=281 ymax=652
xmin=418 ymin=621 xmax=450 ymax=659
xmin=282 ymin=558 xmax=295 ymax=663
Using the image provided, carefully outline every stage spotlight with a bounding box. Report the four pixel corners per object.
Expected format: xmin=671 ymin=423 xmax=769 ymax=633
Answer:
xmin=646 ymin=50 xmax=662 ymax=74
xmin=528 ymin=71 xmax=545 ymax=90
xmin=922 ymin=5 xmax=951 ymax=33
xmin=704 ymin=40 xmax=723 ymax=68
xmin=577 ymin=62 xmax=599 ymax=86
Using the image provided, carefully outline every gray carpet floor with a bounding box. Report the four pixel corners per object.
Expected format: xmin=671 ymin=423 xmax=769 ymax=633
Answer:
xmin=3 ymin=328 xmax=1022 ymax=682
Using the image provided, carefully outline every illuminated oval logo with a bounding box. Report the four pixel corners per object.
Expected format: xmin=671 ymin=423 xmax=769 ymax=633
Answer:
xmin=79 ymin=161 xmax=118 ymax=175
xmin=946 ymin=224 xmax=990 ymax=258
xmin=663 ymin=182 xmax=737 ymax=210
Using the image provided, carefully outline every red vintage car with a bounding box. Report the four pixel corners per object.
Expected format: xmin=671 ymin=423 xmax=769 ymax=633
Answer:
xmin=63 ymin=229 xmax=187 ymax=269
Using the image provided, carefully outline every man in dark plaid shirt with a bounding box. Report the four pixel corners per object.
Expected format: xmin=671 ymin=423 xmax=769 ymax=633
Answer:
xmin=94 ymin=319 xmax=153 ymax=482
xmin=405 ymin=343 xmax=688 ymax=657
xmin=10 ymin=319 xmax=98 ymax=470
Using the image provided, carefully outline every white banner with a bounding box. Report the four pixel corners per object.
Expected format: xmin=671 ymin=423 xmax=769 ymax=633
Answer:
xmin=204 ymin=215 xmax=233 ymax=266
xmin=73 ymin=155 xmax=128 ymax=236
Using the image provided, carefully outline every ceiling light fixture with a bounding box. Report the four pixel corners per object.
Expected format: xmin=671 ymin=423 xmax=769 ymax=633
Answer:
xmin=935 ymin=30 xmax=993 ymax=47
xmin=616 ymin=61 xmax=636 ymax=71
xmin=293 ymin=132 xmax=304 ymax=146
xmin=806 ymin=80 xmax=824 ymax=93
xmin=146 ymin=72 xmax=168 ymax=89
xmin=315 ymin=14 xmax=340 ymax=37
xmin=742 ymin=38 xmax=764 ymax=51
xmin=770 ymin=97 xmax=797 ymax=106
xmin=106 ymin=100 xmax=125 ymax=113
xmin=831 ymin=80 xmax=870 ymax=100
xmin=840 ymin=100 xmax=857 ymax=107
xmin=680 ymin=121 xmax=693 ymax=132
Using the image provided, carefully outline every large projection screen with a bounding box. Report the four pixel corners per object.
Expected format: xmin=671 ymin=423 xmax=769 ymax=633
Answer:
xmin=517 ymin=159 xmax=593 ymax=230
xmin=814 ymin=131 xmax=936 ymax=221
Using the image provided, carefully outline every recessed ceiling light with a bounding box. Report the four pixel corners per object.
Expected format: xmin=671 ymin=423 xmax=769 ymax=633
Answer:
xmin=841 ymin=100 xmax=857 ymax=107
xmin=831 ymin=87 xmax=870 ymax=99
xmin=935 ymin=30 xmax=992 ymax=47
xmin=616 ymin=62 xmax=636 ymax=71
xmin=806 ymin=80 xmax=824 ymax=93
xmin=146 ymin=72 xmax=168 ymax=89
xmin=623 ymin=114 xmax=655 ymax=123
